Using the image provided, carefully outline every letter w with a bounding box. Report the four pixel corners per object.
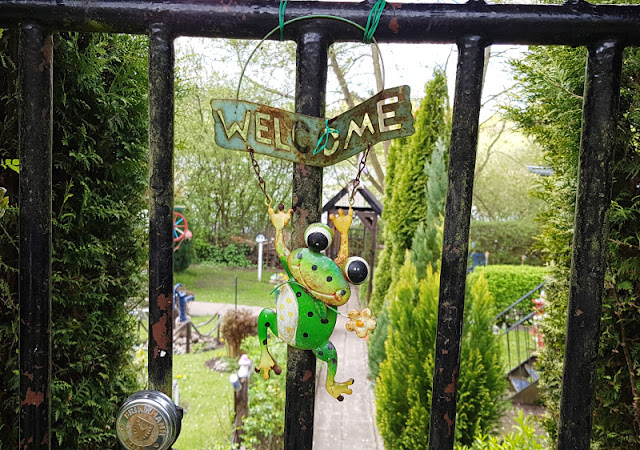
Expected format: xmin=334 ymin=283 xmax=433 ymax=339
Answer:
xmin=217 ymin=110 xmax=250 ymax=141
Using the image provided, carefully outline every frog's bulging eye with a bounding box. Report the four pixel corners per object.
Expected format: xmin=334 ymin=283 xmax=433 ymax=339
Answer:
xmin=304 ymin=223 xmax=333 ymax=252
xmin=344 ymin=257 xmax=369 ymax=285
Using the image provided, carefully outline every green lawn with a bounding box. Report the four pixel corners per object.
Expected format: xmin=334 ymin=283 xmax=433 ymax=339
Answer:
xmin=173 ymin=349 xmax=234 ymax=449
xmin=175 ymin=264 xmax=281 ymax=308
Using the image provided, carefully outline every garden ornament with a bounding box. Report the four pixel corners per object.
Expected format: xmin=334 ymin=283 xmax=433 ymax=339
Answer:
xmin=256 ymin=204 xmax=376 ymax=401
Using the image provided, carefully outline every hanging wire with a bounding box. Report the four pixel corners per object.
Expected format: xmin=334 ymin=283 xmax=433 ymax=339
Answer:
xmin=278 ymin=0 xmax=288 ymax=41
xmin=364 ymin=0 xmax=386 ymax=43
xmin=236 ymin=15 xmax=386 ymax=100
xmin=313 ymin=119 xmax=339 ymax=155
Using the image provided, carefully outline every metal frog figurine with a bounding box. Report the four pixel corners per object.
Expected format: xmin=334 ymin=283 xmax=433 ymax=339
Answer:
xmin=256 ymin=204 xmax=376 ymax=401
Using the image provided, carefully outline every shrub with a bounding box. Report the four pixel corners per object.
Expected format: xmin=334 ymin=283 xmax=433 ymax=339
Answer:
xmin=221 ymin=309 xmax=258 ymax=357
xmin=375 ymin=257 xmax=506 ymax=448
xmin=467 ymin=265 xmax=549 ymax=314
xmin=456 ymin=411 xmax=545 ymax=450
xmin=241 ymin=336 xmax=286 ymax=450
xmin=194 ymin=238 xmax=252 ymax=267
xmin=174 ymin=237 xmax=195 ymax=272
xmin=507 ymin=28 xmax=640 ymax=446
xmin=469 ymin=220 xmax=542 ymax=266
xmin=1 ymin=32 xmax=147 ymax=447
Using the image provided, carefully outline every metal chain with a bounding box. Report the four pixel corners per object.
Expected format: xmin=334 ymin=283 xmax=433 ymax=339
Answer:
xmin=349 ymin=144 xmax=371 ymax=205
xmin=248 ymin=144 xmax=370 ymax=208
xmin=248 ymin=147 xmax=272 ymax=206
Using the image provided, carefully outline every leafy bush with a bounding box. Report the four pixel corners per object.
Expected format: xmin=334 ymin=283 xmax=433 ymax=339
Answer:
xmin=241 ymin=336 xmax=287 ymax=450
xmin=174 ymin=237 xmax=195 ymax=272
xmin=467 ymin=265 xmax=548 ymax=314
xmin=1 ymin=32 xmax=147 ymax=447
xmin=469 ymin=220 xmax=542 ymax=266
xmin=456 ymin=411 xmax=545 ymax=450
xmin=194 ymin=238 xmax=252 ymax=267
xmin=375 ymin=258 xmax=506 ymax=448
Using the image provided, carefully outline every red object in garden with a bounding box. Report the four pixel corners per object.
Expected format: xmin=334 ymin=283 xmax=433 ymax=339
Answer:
xmin=173 ymin=211 xmax=188 ymax=243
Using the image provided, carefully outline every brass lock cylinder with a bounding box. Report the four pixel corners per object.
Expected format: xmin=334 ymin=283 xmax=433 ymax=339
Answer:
xmin=116 ymin=390 xmax=182 ymax=450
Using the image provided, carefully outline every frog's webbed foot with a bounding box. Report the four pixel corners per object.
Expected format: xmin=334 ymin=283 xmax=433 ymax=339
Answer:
xmin=256 ymin=308 xmax=282 ymax=380
xmin=327 ymin=378 xmax=354 ymax=402
xmin=256 ymin=353 xmax=282 ymax=380
xmin=314 ymin=340 xmax=353 ymax=401
xmin=329 ymin=207 xmax=353 ymax=236
xmin=269 ymin=203 xmax=293 ymax=232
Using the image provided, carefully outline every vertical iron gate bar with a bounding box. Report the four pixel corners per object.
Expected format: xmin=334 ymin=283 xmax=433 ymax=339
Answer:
xmin=429 ymin=34 xmax=486 ymax=450
xmin=148 ymin=24 xmax=175 ymax=397
xmin=285 ymin=25 xmax=330 ymax=450
xmin=18 ymin=24 xmax=53 ymax=449
xmin=557 ymin=40 xmax=623 ymax=450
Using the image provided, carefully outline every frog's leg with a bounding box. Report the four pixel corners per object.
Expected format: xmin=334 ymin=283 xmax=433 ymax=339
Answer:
xmin=313 ymin=341 xmax=353 ymax=401
xmin=255 ymin=308 xmax=282 ymax=380
xmin=329 ymin=207 xmax=353 ymax=268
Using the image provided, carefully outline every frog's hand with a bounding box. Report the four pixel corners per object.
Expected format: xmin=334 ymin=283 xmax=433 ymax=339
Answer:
xmin=269 ymin=204 xmax=293 ymax=259
xmin=329 ymin=207 xmax=353 ymax=268
xmin=255 ymin=308 xmax=282 ymax=380
xmin=314 ymin=341 xmax=353 ymax=401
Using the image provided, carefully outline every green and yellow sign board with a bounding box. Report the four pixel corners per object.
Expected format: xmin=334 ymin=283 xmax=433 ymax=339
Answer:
xmin=211 ymin=86 xmax=414 ymax=167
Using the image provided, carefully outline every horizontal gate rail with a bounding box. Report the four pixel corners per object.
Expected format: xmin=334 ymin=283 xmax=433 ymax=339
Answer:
xmin=1 ymin=0 xmax=640 ymax=45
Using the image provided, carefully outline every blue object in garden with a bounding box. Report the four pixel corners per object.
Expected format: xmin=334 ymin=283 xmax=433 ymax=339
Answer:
xmin=174 ymin=283 xmax=194 ymax=322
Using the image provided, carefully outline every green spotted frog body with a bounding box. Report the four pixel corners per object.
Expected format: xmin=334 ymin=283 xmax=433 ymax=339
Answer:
xmin=256 ymin=205 xmax=373 ymax=401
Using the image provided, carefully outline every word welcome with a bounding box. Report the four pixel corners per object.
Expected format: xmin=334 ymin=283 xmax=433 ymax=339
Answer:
xmin=210 ymin=86 xmax=414 ymax=167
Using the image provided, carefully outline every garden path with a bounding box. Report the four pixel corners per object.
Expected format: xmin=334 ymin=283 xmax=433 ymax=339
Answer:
xmin=313 ymin=289 xmax=384 ymax=450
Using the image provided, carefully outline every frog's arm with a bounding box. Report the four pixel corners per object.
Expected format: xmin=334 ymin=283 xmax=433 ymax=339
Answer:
xmin=269 ymin=204 xmax=293 ymax=262
xmin=329 ymin=207 xmax=353 ymax=268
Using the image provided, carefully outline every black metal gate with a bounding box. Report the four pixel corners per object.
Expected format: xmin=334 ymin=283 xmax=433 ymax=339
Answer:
xmin=2 ymin=1 xmax=639 ymax=448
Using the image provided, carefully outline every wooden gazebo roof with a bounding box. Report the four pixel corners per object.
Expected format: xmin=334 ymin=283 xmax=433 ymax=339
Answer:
xmin=322 ymin=185 xmax=383 ymax=216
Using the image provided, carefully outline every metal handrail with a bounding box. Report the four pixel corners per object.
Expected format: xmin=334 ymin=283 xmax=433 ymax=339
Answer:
xmin=493 ymin=281 xmax=546 ymax=323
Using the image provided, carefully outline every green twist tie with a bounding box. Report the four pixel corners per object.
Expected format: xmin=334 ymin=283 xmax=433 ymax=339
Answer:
xmin=364 ymin=0 xmax=386 ymax=43
xmin=313 ymin=120 xmax=339 ymax=155
xmin=279 ymin=0 xmax=288 ymax=41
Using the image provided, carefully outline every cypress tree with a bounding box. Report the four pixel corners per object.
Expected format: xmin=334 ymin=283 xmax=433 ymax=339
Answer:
xmin=375 ymin=258 xmax=504 ymax=448
xmin=411 ymin=138 xmax=448 ymax=278
xmin=369 ymin=69 xmax=449 ymax=315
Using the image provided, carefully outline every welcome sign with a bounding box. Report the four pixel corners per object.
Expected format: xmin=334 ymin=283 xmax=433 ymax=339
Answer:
xmin=210 ymin=86 xmax=415 ymax=167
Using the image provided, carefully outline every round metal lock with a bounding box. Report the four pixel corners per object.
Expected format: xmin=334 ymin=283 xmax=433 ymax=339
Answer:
xmin=116 ymin=390 xmax=182 ymax=450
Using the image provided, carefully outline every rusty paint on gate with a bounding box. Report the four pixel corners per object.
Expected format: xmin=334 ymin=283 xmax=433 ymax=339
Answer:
xmin=211 ymin=86 xmax=414 ymax=166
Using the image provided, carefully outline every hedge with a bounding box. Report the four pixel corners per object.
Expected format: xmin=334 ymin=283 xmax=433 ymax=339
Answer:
xmin=467 ymin=265 xmax=549 ymax=314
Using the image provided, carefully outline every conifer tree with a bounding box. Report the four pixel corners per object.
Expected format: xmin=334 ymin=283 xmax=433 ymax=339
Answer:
xmin=375 ymin=257 xmax=505 ymax=448
xmin=0 ymin=32 xmax=147 ymax=447
xmin=411 ymin=138 xmax=448 ymax=278
xmin=369 ymin=69 xmax=449 ymax=315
